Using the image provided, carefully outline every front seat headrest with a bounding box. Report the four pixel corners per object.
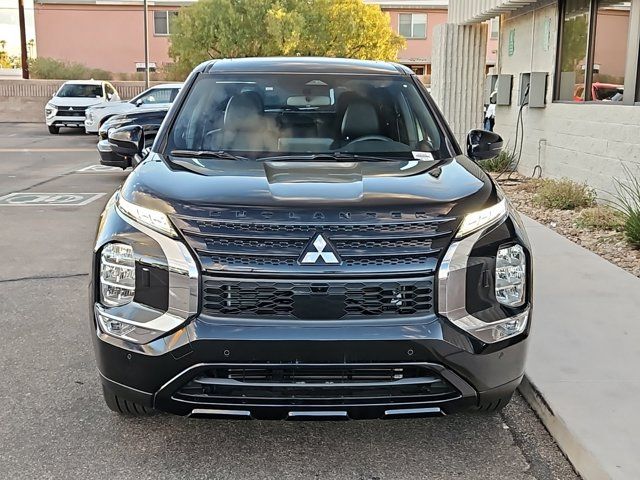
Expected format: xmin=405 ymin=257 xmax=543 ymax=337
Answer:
xmin=224 ymin=92 xmax=263 ymax=131
xmin=341 ymin=100 xmax=380 ymax=140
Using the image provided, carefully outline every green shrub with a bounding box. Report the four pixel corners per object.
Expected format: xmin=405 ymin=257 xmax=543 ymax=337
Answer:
xmin=609 ymin=165 xmax=640 ymax=247
xmin=479 ymin=150 xmax=514 ymax=172
xmin=575 ymin=206 xmax=625 ymax=231
xmin=533 ymin=178 xmax=596 ymax=210
xmin=29 ymin=57 xmax=111 ymax=80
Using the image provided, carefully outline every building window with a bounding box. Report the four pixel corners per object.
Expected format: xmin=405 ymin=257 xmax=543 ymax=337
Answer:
xmin=490 ymin=18 xmax=500 ymax=39
xmin=556 ymin=0 xmax=631 ymax=102
xmin=154 ymin=10 xmax=178 ymax=36
xmin=398 ymin=13 xmax=427 ymax=39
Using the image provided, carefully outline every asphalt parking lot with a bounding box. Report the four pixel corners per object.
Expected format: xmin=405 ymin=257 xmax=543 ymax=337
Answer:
xmin=0 ymin=123 xmax=579 ymax=480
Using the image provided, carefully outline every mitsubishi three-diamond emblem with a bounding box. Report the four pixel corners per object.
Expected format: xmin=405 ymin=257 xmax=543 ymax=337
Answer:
xmin=299 ymin=233 xmax=341 ymax=265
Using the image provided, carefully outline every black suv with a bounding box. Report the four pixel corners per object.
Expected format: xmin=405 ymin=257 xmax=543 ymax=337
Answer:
xmin=92 ymin=57 xmax=531 ymax=419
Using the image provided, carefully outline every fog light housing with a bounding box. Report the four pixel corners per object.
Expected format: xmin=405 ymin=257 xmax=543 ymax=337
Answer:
xmin=496 ymin=244 xmax=526 ymax=307
xmin=100 ymin=243 xmax=135 ymax=307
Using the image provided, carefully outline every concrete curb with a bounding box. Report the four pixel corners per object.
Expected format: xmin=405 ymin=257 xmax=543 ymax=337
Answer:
xmin=518 ymin=376 xmax=610 ymax=480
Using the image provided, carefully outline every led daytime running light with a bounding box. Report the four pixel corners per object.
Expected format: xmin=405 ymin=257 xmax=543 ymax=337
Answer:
xmin=456 ymin=198 xmax=507 ymax=238
xmin=117 ymin=194 xmax=177 ymax=237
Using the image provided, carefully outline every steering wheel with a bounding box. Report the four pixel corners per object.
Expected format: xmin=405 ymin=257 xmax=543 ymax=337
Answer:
xmin=348 ymin=135 xmax=394 ymax=144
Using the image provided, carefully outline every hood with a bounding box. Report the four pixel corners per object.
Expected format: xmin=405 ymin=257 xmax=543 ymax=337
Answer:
xmin=49 ymin=96 xmax=106 ymax=108
xmin=120 ymin=154 xmax=495 ymax=220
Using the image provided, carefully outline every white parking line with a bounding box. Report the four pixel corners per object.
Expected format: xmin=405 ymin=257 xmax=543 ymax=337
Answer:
xmin=0 ymin=148 xmax=95 ymax=153
xmin=0 ymin=192 xmax=106 ymax=206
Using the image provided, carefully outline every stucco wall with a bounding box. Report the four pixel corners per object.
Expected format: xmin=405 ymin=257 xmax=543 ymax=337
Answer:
xmin=494 ymin=3 xmax=640 ymax=196
xmin=384 ymin=8 xmax=498 ymax=66
xmin=34 ymin=5 xmax=176 ymax=74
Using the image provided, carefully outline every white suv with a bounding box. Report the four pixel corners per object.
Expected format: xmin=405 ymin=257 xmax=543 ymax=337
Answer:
xmin=84 ymin=83 xmax=182 ymax=134
xmin=45 ymin=80 xmax=120 ymax=134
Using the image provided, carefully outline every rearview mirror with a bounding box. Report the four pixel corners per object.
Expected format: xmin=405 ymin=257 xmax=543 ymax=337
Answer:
xmin=467 ymin=129 xmax=504 ymax=161
xmin=108 ymin=125 xmax=144 ymax=158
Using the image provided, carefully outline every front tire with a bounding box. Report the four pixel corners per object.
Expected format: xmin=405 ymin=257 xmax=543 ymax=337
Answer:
xmin=48 ymin=125 xmax=59 ymax=134
xmin=102 ymin=384 xmax=155 ymax=416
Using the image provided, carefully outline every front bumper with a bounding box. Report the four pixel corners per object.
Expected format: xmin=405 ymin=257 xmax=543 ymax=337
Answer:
xmin=46 ymin=114 xmax=86 ymax=128
xmin=97 ymin=139 xmax=129 ymax=168
xmin=93 ymin=315 xmax=528 ymax=419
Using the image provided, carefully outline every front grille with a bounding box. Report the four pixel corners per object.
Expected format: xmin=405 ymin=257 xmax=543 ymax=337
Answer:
xmin=202 ymin=277 xmax=434 ymax=320
xmin=171 ymin=209 xmax=456 ymax=276
xmin=173 ymin=364 xmax=460 ymax=407
xmin=56 ymin=106 xmax=87 ymax=117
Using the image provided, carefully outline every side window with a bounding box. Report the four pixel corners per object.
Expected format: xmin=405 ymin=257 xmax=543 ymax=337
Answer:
xmin=139 ymin=89 xmax=173 ymax=104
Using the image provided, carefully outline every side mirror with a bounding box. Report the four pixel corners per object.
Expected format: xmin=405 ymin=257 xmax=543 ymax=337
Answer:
xmin=467 ymin=129 xmax=504 ymax=161
xmin=135 ymin=98 xmax=143 ymax=107
xmin=108 ymin=125 xmax=144 ymax=158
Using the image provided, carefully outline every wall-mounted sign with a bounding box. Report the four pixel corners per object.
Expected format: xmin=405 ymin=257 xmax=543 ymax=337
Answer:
xmin=135 ymin=62 xmax=157 ymax=72
xmin=508 ymin=29 xmax=516 ymax=57
xmin=542 ymin=18 xmax=552 ymax=52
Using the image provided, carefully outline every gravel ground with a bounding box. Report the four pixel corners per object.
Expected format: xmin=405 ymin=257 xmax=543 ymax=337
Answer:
xmin=494 ymin=173 xmax=640 ymax=278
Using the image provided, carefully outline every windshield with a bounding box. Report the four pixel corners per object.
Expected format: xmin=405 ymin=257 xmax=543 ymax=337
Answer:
xmin=165 ymin=73 xmax=447 ymax=160
xmin=57 ymin=84 xmax=103 ymax=98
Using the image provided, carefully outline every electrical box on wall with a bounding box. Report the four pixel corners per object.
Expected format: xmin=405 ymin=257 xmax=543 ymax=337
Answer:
xmin=529 ymin=72 xmax=548 ymax=108
xmin=519 ymin=72 xmax=548 ymax=108
xmin=485 ymin=74 xmax=499 ymax=104
xmin=496 ymin=74 xmax=513 ymax=106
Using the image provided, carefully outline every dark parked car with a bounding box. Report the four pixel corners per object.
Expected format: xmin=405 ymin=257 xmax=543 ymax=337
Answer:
xmin=97 ymin=106 xmax=168 ymax=169
xmin=92 ymin=57 xmax=531 ymax=419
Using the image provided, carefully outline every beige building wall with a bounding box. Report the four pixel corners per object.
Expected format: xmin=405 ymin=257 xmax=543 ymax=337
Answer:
xmin=495 ymin=2 xmax=640 ymax=196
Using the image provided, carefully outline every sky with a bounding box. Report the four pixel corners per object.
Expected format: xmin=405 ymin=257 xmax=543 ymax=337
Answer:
xmin=0 ymin=0 xmax=36 ymax=57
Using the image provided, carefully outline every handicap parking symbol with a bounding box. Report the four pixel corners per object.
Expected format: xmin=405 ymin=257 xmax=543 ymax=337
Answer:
xmin=0 ymin=192 xmax=106 ymax=206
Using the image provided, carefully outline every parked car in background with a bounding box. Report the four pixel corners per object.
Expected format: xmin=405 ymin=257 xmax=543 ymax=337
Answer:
xmin=85 ymin=83 xmax=182 ymax=134
xmin=97 ymin=105 xmax=169 ymax=169
xmin=45 ymin=80 xmax=119 ymax=134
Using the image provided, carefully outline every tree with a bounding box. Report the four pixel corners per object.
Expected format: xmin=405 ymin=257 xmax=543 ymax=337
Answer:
xmin=168 ymin=0 xmax=405 ymax=76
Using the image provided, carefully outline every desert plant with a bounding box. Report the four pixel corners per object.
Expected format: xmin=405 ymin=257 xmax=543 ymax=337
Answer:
xmin=29 ymin=57 xmax=111 ymax=80
xmin=479 ymin=149 xmax=514 ymax=172
xmin=533 ymin=178 xmax=596 ymax=210
xmin=609 ymin=165 xmax=640 ymax=247
xmin=575 ymin=206 xmax=625 ymax=231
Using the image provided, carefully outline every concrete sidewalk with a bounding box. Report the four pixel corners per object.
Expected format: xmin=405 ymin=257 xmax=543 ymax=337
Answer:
xmin=520 ymin=216 xmax=640 ymax=480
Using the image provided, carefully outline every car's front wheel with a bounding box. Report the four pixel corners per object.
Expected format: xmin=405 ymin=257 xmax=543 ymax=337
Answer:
xmin=48 ymin=125 xmax=59 ymax=134
xmin=102 ymin=384 xmax=155 ymax=416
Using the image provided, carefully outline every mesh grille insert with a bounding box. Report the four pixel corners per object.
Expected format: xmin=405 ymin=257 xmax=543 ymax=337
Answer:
xmin=202 ymin=277 xmax=434 ymax=319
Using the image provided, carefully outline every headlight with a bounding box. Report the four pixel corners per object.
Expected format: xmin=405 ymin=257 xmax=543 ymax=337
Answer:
xmin=496 ymin=244 xmax=526 ymax=307
xmin=456 ymin=198 xmax=507 ymax=238
xmin=116 ymin=194 xmax=177 ymax=237
xmin=100 ymin=243 xmax=135 ymax=307
xmin=45 ymin=103 xmax=57 ymax=118
xmin=86 ymin=111 xmax=94 ymax=121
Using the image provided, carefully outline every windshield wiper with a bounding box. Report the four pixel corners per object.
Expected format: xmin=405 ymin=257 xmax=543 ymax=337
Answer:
xmin=257 ymin=152 xmax=399 ymax=163
xmin=170 ymin=149 xmax=248 ymax=160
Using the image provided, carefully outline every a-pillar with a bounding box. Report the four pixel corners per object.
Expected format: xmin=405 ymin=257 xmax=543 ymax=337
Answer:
xmin=431 ymin=23 xmax=488 ymax=146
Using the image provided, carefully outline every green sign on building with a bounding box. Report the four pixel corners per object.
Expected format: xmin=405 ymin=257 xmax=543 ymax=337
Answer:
xmin=508 ymin=29 xmax=516 ymax=56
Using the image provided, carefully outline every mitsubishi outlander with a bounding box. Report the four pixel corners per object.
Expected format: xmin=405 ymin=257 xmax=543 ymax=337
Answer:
xmin=91 ymin=57 xmax=531 ymax=419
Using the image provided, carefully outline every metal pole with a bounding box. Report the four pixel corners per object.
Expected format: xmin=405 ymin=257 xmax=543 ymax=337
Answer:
xmin=18 ymin=0 xmax=29 ymax=79
xmin=143 ymin=0 xmax=149 ymax=88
